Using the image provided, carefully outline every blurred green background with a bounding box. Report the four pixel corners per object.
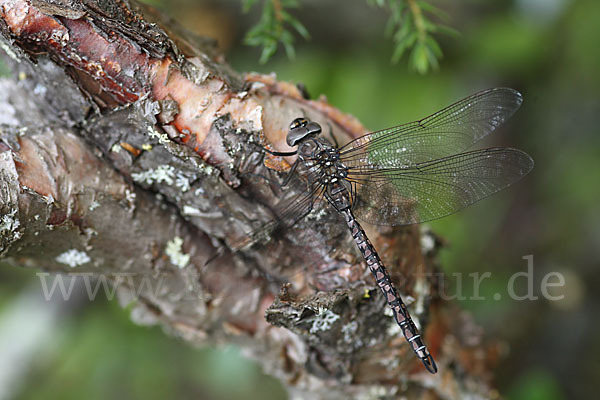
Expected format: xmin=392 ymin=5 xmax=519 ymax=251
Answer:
xmin=1 ymin=0 xmax=599 ymax=399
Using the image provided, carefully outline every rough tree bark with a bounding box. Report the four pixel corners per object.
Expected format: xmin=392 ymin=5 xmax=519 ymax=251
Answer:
xmin=0 ymin=1 xmax=500 ymax=398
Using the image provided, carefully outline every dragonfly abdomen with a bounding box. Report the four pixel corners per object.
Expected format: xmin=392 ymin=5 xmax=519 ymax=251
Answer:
xmin=339 ymin=205 xmax=438 ymax=373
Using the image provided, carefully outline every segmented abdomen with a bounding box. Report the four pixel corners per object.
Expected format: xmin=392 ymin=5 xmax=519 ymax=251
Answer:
xmin=340 ymin=207 xmax=437 ymax=373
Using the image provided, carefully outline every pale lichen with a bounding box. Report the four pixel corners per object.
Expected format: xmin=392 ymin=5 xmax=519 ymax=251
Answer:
xmin=147 ymin=125 xmax=170 ymax=144
xmin=55 ymin=249 xmax=91 ymax=268
xmin=0 ymin=209 xmax=22 ymax=247
xmin=174 ymin=172 xmax=190 ymax=192
xmin=182 ymin=205 xmax=202 ymax=216
xmin=132 ymin=164 xmax=176 ymax=185
xmin=0 ymin=41 xmax=20 ymax=63
xmin=196 ymin=162 xmax=215 ymax=176
xmin=132 ymin=165 xmax=192 ymax=193
xmin=309 ymin=309 xmax=340 ymax=334
xmin=356 ymin=385 xmax=397 ymax=400
xmin=306 ymin=206 xmax=328 ymax=222
xmin=0 ymin=210 xmax=20 ymax=235
xmin=165 ymin=236 xmax=190 ymax=268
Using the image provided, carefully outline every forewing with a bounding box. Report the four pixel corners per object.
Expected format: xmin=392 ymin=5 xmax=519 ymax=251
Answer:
xmin=339 ymin=88 xmax=523 ymax=169
xmin=347 ymin=148 xmax=534 ymax=226
xmin=231 ymin=163 xmax=326 ymax=250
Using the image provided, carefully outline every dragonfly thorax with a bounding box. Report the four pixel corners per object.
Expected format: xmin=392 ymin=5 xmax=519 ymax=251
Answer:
xmin=296 ymin=137 xmax=349 ymax=190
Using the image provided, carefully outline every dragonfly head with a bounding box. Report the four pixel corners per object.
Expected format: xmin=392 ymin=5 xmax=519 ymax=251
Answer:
xmin=287 ymin=117 xmax=322 ymax=147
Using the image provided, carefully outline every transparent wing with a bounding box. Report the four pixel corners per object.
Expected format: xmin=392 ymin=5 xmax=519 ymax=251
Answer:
xmin=347 ymin=148 xmax=534 ymax=226
xmin=339 ymin=88 xmax=523 ymax=169
xmin=231 ymin=164 xmax=326 ymax=250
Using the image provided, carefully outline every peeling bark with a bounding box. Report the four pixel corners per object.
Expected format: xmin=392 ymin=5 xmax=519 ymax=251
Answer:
xmin=0 ymin=1 xmax=499 ymax=398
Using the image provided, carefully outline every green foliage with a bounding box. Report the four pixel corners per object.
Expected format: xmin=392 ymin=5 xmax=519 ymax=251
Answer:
xmin=242 ymin=0 xmax=309 ymax=64
xmin=371 ymin=0 xmax=458 ymax=73
xmin=243 ymin=0 xmax=457 ymax=73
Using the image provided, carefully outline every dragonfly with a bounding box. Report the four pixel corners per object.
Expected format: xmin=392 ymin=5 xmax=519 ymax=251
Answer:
xmin=239 ymin=88 xmax=534 ymax=374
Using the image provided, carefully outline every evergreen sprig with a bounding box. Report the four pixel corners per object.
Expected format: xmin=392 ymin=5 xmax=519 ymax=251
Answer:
xmin=242 ymin=0 xmax=309 ymax=64
xmin=243 ymin=0 xmax=458 ymax=72
xmin=371 ymin=0 xmax=458 ymax=73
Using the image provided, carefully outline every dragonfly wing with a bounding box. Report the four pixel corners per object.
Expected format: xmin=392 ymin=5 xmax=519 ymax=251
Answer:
xmin=339 ymin=88 xmax=523 ymax=169
xmin=231 ymin=163 xmax=326 ymax=250
xmin=347 ymin=148 xmax=534 ymax=226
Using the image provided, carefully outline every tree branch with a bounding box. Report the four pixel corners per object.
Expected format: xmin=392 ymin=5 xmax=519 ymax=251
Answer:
xmin=0 ymin=0 xmax=496 ymax=397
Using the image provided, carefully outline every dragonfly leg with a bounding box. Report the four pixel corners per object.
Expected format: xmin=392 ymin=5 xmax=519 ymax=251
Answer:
xmin=263 ymin=147 xmax=297 ymax=157
xmin=242 ymin=157 xmax=300 ymax=190
xmin=280 ymin=160 xmax=300 ymax=187
xmin=243 ymin=170 xmax=281 ymax=188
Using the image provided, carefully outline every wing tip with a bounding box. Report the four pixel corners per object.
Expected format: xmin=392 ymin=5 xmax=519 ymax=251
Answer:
xmin=492 ymin=87 xmax=524 ymax=107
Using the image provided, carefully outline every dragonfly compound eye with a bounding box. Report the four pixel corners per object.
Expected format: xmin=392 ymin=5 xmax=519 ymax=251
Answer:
xmin=287 ymin=118 xmax=322 ymax=147
xmin=289 ymin=117 xmax=308 ymax=130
